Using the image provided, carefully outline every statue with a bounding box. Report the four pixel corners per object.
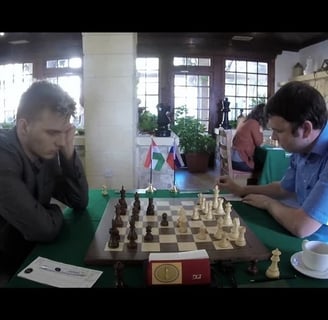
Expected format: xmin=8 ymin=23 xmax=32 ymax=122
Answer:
xmin=155 ymin=103 xmax=171 ymax=137
xmin=220 ymin=98 xmax=231 ymax=129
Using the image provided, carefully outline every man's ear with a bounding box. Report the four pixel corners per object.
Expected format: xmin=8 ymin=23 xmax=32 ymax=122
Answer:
xmin=17 ymin=118 xmax=29 ymax=135
xmin=302 ymin=120 xmax=312 ymax=138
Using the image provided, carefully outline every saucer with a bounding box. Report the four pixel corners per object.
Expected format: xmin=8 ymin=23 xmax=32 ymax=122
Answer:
xmin=290 ymin=251 xmax=328 ymax=279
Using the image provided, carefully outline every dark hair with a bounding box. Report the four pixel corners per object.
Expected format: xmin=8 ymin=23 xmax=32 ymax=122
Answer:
xmin=265 ymin=81 xmax=327 ymax=132
xmin=16 ymin=80 xmax=76 ymax=121
xmin=246 ymin=103 xmax=266 ymax=127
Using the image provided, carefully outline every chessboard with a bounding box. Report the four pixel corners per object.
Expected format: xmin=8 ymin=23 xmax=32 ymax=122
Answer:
xmin=84 ymin=194 xmax=271 ymax=266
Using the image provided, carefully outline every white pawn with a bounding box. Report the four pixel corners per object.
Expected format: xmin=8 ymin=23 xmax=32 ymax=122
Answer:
xmin=196 ymin=226 xmax=207 ymax=240
xmin=229 ymin=217 xmax=240 ymax=240
xmin=191 ymin=206 xmax=200 ymax=220
xmin=216 ymin=198 xmax=225 ymax=215
xmin=214 ymin=217 xmax=224 ymax=239
xmin=235 ymin=226 xmax=246 ymax=247
xmin=223 ymin=205 xmax=233 ymax=226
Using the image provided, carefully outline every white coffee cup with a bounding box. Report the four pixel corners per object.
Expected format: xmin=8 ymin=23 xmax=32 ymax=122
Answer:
xmin=302 ymin=239 xmax=328 ymax=272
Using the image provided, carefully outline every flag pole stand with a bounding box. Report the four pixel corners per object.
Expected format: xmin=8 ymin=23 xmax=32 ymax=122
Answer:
xmin=146 ymin=183 xmax=156 ymax=193
xmin=170 ymin=184 xmax=179 ymax=193
xmin=145 ymin=166 xmax=156 ymax=193
xmin=169 ymin=166 xmax=179 ymax=193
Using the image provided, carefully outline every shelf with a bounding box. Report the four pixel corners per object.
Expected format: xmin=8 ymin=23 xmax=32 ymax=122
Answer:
xmin=292 ymin=70 xmax=328 ymax=82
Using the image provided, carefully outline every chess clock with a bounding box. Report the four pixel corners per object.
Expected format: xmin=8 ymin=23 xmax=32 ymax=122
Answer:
xmin=151 ymin=262 xmax=182 ymax=285
xmin=147 ymin=257 xmax=211 ymax=286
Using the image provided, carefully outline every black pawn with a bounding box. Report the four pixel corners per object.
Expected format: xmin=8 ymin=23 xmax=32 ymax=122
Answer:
xmin=144 ymin=225 xmax=153 ymax=241
xmin=247 ymin=259 xmax=259 ymax=275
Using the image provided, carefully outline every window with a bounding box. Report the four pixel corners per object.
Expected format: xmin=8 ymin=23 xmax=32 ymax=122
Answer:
xmin=136 ymin=57 xmax=159 ymax=115
xmin=224 ymin=59 xmax=268 ymax=121
xmin=173 ymin=56 xmax=212 ymax=131
xmin=0 ymin=63 xmax=33 ymax=124
xmin=45 ymin=57 xmax=83 ymax=127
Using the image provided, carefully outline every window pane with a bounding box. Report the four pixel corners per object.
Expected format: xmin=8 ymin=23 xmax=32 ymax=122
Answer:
xmin=247 ymin=61 xmax=257 ymax=73
xmin=46 ymin=60 xmax=57 ymax=68
xmin=236 ymin=73 xmax=246 ymax=84
xmin=258 ymin=62 xmax=268 ymax=74
xmin=258 ymin=74 xmax=267 ymax=86
xmin=236 ymin=61 xmax=246 ymax=72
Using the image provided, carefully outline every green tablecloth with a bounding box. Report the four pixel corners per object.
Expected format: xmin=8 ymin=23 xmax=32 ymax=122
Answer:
xmin=6 ymin=189 xmax=328 ymax=288
xmin=255 ymin=145 xmax=291 ymax=185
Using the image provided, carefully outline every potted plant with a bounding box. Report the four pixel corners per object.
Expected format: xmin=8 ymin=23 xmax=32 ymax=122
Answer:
xmin=170 ymin=106 xmax=216 ymax=173
xmin=138 ymin=109 xmax=157 ymax=134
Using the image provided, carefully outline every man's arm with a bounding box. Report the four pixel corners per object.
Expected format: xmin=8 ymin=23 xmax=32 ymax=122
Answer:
xmin=53 ymin=124 xmax=89 ymax=210
xmin=0 ymin=169 xmax=64 ymax=242
xmin=242 ymin=194 xmax=322 ymax=238
xmin=218 ymin=175 xmax=291 ymax=198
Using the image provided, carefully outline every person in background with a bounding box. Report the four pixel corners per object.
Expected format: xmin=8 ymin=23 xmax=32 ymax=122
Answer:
xmin=0 ymin=80 xmax=89 ymax=283
xmin=218 ymin=81 xmax=328 ymax=242
xmin=231 ymin=103 xmax=266 ymax=172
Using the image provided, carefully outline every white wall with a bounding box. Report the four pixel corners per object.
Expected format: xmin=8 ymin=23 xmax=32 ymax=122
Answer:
xmin=275 ymin=40 xmax=328 ymax=92
xmin=82 ymin=33 xmax=137 ymax=190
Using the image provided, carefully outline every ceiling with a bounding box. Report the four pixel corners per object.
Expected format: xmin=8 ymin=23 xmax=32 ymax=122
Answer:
xmin=0 ymin=32 xmax=327 ymax=55
xmin=137 ymin=32 xmax=328 ymax=54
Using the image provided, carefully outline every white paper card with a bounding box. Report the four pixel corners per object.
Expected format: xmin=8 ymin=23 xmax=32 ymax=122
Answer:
xmin=18 ymin=256 xmax=103 ymax=288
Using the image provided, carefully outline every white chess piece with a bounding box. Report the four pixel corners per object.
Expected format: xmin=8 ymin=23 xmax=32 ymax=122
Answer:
xmin=265 ymin=248 xmax=281 ymax=279
xmin=235 ymin=226 xmax=246 ymax=247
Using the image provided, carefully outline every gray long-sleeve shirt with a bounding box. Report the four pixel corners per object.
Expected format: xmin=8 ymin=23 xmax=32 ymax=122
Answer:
xmin=0 ymin=128 xmax=89 ymax=266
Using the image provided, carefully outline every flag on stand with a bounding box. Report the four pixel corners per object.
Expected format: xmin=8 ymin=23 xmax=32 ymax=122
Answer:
xmin=166 ymin=141 xmax=185 ymax=170
xmin=144 ymin=138 xmax=165 ymax=171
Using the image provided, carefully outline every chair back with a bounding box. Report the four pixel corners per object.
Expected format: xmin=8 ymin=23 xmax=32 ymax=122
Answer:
xmin=218 ymin=128 xmax=253 ymax=183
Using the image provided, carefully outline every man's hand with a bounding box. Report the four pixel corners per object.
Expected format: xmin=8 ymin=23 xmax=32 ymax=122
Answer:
xmin=217 ymin=175 xmax=245 ymax=197
xmin=60 ymin=124 xmax=76 ymax=160
xmin=242 ymin=194 xmax=273 ymax=210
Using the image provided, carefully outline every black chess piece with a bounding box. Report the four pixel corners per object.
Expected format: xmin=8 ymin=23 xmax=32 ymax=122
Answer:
xmin=146 ymin=197 xmax=155 ymax=215
xmin=220 ymin=97 xmax=231 ymax=129
xmin=160 ymin=212 xmax=169 ymax=226
xmin=114 ymin=261 xmax=126 ymax=288
xmin=247 ymin=259 xmax=259 ymax=275
xmin=144 ymin=225 xmax=153 ymax=241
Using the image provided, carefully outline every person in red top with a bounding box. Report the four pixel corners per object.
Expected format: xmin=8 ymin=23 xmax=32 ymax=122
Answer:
xmin=231 ymin=103 xmax=266 ymax=172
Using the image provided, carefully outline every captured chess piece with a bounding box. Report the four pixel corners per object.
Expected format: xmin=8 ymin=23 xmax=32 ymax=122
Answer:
xmin=247 ymin=259 xmax=259 ymax=275
xmin=114 ymin=261 xmax=126 ymax=288
xmin=265 ymin=248 xmax=281 ymax=279
xmin=101 ymin=184 xmax=108 ymax=196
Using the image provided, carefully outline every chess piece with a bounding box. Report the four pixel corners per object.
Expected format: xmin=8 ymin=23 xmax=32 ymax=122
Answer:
xmin=114 ymin=261 xmax=126 ymax=288
xmin=144 ymin=225 xmax=154 ymax=241
xmin=127 ymin=219 xmax=138 ymax=250
xmin=119 ymin=185 xmax=127 ymax=210
xmin=101 ymin=184 xmax=108 ymax=196
xmin=247 ymin=259 xmax=259 ymax=275
xmin=133 ymin=192 xmax=141 ymax=212
xmin=114 ymin=203 xmax=123 ymax=227
xmin=235 ymin=226 xmax=246 ymax=247
xmin=160 ymin=213 xmax=169 ymax=226
xmin=191 ymin=206 xmax=200 ymax=220
xmin=196 ymin=226 xmax=207 ymax=240
xmin=146 ymin=197 xmax=155 ymax=215
xmin=265 ymin=248 xmax=281 ymax=279
xmin=108 ymin=227 xmax=120 ymax=248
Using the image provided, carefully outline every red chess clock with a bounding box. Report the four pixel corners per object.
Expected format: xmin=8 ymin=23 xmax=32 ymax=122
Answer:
xmin=147 ymin=250 xmax=211 ymax=286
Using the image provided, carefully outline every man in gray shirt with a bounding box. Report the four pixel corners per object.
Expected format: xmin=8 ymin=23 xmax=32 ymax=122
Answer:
xmin=0 ymin=80 xmax=89 ymax=281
